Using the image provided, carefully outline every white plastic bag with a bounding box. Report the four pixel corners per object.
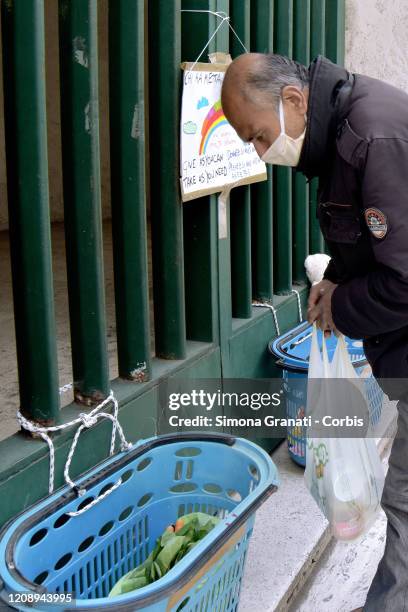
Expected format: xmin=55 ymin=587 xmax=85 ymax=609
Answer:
xmin=305 ymin=324 xmax=385 ymax=541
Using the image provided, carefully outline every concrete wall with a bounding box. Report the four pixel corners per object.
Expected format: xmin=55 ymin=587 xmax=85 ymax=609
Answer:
xmin=345 ymin=0 xmax=408 ymax=92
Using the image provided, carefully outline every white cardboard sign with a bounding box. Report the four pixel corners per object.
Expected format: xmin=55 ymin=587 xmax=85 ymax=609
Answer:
xmin=180 ymin=62 xmax=267 ymax=202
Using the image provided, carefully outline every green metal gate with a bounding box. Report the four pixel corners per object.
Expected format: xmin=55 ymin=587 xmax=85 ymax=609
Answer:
xmin=0 ymin=0 xmax=345 ymax=528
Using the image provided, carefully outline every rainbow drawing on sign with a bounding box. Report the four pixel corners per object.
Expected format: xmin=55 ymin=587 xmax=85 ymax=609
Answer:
xmin=199 ymin=100 xmax=229 ymax=154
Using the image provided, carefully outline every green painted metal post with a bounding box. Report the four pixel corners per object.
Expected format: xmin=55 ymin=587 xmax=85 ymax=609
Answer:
xmin=108 ymin=0 xmax=151 ymax=381
xmin=181 ymin=0 xmax=232 ymax=362
xmin=181 ymin=0 xmax=232 ymax=367
xmin=214 ymin=0 xmax=232 ymax=375
xmin=149 ymin=1 xmax=187 ymax=359
xmin=309 ymin=0 xmax=326 ymax=254
xmin=183 ymin=199 xmax=218 ymax=342
xmin=230 ymin=186 xmax=252 ymax=318
xmin=181 ymin=1 xmax=219 ymax=344
xmin=59 ymin=0 xmax=110 ymax=404
xmin=1 ymin=0 xmax=60 ymax=423
xmin=311 ymin=0 xmax=326 ymax=57
xmin=324 ymin=0 xmax=345 ymax=250
xmin=293 ymin=0 xmax=310 ymax=283
xmin=325 ymin=0 xmax=345 ymax=258
xmin=325 ymin=0 xmax=345 ymax=65
xmin=274 ymin=0 xmax=293 ymax=295
xmin=229 ymin=0 xmax=252 ymax=319
xmin=250 ymin=1 xmax=274 ymax=300
xmin=230 ymin=0 xmax=250 ymax=57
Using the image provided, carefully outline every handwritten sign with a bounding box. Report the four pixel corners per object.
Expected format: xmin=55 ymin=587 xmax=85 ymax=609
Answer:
xmin=180 ymin=62 xmax=267 ymax=202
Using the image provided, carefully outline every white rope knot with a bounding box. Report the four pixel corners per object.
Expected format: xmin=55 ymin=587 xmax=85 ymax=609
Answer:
xmin=121 ymin=441 xmax=133 ymax=452
xmin=17 ymin=390 xmax=133 ymax=509
xmin=17 ymin=413 xmax=38 ymax=434
xmin=78 ymin=412 xmax=98 ymax=428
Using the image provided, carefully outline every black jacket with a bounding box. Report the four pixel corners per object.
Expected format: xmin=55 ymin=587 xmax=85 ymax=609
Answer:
xmin=297 ymin=56 xmax=408 ymax=399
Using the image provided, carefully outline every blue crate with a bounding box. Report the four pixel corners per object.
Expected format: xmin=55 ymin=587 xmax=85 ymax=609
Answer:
xmin=269 ymin=322 xmax=384 ymax=467
xmin=0 ymin=433 xmax=278 ymax=611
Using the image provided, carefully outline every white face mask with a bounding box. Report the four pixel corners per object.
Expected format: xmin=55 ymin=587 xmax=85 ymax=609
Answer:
xmin=261 ymin=98 xmax=306 ymax=167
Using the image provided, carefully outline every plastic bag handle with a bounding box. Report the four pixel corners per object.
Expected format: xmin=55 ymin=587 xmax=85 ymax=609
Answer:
xmin=309 ymin=323 xmax=331 ymax=377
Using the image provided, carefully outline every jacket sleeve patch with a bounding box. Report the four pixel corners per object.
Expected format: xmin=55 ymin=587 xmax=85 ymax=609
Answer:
xmin=364 ymin=207 xmax=388 ymax=239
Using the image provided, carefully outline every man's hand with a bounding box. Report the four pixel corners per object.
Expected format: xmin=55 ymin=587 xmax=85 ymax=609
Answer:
xmin=307 ymin=280 xmax=338 ymax=337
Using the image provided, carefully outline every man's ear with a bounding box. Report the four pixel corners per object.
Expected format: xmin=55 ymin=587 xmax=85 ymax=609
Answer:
xmin=281 ymin=85 xmax=308 ymax=115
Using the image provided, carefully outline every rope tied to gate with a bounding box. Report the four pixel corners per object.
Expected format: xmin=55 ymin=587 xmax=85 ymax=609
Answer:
xmin=252 ymin=289 xmax=304 ymax=335
xmin=17 ymin=391 xmax=133 ymax=515
xmin=252 ymin=301 xmax=280 ymax=336
xmin=291 ymin=289 xmax=303 ymax=322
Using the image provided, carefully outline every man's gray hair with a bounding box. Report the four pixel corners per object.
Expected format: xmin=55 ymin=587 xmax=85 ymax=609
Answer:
xmin=243 ymin=54 xmax=309 ymax=109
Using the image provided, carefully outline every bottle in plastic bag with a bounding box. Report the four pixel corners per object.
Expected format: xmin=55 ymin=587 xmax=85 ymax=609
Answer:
xmin=305 ymin=325 xmax=385 ymax=541
xmin=330 ymin=449 xmax=370 ymax=540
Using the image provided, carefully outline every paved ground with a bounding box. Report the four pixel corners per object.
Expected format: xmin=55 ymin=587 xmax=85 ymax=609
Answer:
xmin=289 ymin=449 xmax=390 ymax=612
xmin=291 ymin=509 xmax=387 ymax=611
xmin=239 ymin=440 xmax=330 ymax=612
xmin=239 ymin=403 xmax=395 ymax=612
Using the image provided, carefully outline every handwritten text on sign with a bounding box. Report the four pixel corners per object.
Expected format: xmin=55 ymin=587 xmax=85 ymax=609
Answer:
xmin=180 ymin=64 xmax=266 ymax=202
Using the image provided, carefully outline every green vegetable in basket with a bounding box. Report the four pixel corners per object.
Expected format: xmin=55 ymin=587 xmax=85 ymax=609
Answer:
xmin=109 ymin=512 xmax=220 ymax=597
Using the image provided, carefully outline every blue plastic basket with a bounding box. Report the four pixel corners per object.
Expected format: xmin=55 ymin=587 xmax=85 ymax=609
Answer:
xmin=269 ymin=322 xmax=384 ymax=467
xmin=0 ymin=432 xmax=278 ymax=611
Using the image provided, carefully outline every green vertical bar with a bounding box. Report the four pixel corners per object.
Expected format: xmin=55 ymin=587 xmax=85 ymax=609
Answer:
xmin=309 ymin=0 xmax=326 ymax=254
xmin=294 ymin=1 xmax=310 ymax=71
xmin=108 ymin=0 xmax=151 ymax=381
xmin=250 ymin=1 xmax=274 ymax=300
xmin=183 ymin=199 xmax=218 ymax=342
xmin=181 ymin=0 xmax=218 ymax=344
xmin=310 ymin=0 xmax=326 ymax=58
xmin=59 ymin=0 xmax=110 ymax=403
xmin=274 ymin=0 xmax=293 ymax=295
xmin=325 ymin=0 xmax=345 ymax=65
xmin=230 ymin=0 xmax=250 ymax=56
xmin=181 ymin=0 xmax=231 ymax=371
xmin=1 ymin=0 xmax=60 ymax=423
xmin=309 ymin=182 xmax=324 ymax=252
xmin=230 ymin=0 xmax=251 ymax=318
xmin=149 ymin=1 xmax=186 ymax=359
xmin=324 ymin=1 xmax=345 ymax=247
xmin=214 ymin=0 xmax=232 ymax=373
xmin=230 ymin=186 xmax=252 ymax=318
xmin=293 ymin=0 xmax=310 ymax=282
xmin=323 ymin=2 xmax=345 ymax=252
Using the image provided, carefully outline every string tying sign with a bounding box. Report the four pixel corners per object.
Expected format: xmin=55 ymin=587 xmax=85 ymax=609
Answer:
xmin=179 ymin=10 xmax=267 ymax=203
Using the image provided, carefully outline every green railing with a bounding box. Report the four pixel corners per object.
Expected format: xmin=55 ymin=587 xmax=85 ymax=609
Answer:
xmin=0 ymin=0 xmax=345 ymax=528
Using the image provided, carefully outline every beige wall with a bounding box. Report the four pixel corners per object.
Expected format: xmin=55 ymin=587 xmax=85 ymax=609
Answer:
xmin=345 ymin=0 xmax=408 ymax=92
